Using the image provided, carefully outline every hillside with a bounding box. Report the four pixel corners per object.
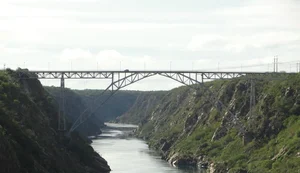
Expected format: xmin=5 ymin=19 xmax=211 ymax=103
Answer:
xmin=44 ymin=87 xmax=106 ymax=136
xmin=74 ymin=89 xmax=141 ymax=122
xmin=46 ymin=88 xmax=164 ymax=124
xmin=118 ymin=75 xmax=300 ymax=172
xmin=116 ymin=91 xmax=166 ymax=124
xmin=0 ymin=69 xmax=110 ymax=173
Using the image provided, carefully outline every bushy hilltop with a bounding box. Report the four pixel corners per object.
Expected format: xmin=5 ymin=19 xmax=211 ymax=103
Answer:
xmin=0 ymin=69 xmax=110 ymax=173
xmin=119 ymin=74 xmax=300 ymax=173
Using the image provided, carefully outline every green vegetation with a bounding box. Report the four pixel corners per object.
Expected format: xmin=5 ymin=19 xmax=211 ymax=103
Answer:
xmin=44 ymin=86 xmax=106 ymax=136
xmin=74 ymin=89 xmax=142 ymax=122
xmin=46 ymin=87 xmax=143 ymax=123
xmin=118 ymin=74 xmax=300 ymax=172
xmin=0 ymin=69 xmax=110 ymax=173
xmin=117 ymin=91 xmax=166 ymax=124
xmin=46 ymin=87 xmax=167 ymax=125
xmin=3 ymin=68 xmax=298 ymax=172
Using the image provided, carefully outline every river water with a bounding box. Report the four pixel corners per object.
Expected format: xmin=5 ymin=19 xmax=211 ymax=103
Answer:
xmin=92 ymin=123 xmax=205 ymax=173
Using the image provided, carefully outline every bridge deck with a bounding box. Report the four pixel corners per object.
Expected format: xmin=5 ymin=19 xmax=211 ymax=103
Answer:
xmin=4 ymin=69 xmax=296 ymax=132
xmin=25 ymin=70 xmax=295 ymax=80
xmin=29 ymin=70 xmax=289 ymax=74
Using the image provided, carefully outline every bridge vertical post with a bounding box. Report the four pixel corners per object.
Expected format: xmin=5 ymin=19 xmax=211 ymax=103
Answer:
xmin=58 ymin=73 xmax=66 ymax=132
xmin=111 ymin=72 xmax=114 ymax=91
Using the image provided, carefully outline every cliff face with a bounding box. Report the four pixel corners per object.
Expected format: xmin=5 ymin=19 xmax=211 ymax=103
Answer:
xmin=0 ymin=69 xmax=110 ymax=173
xmin=118 ymin=75 xmax=300 ymax=172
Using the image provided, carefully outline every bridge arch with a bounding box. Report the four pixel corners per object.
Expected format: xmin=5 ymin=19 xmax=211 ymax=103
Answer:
xmin=22 ymin=70 xmax=294 ymax=133
xmin=70 ymin=72 xmax=231 ymax=132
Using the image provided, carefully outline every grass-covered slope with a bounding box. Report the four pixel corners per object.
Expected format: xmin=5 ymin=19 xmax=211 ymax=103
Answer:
xmin=122 ymin=75 xmax=300 ymax=172
xmin=0 ymin=69 xmax=110 ymax=173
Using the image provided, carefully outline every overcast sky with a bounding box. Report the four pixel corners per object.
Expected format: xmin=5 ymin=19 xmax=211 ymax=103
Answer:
xmin=1 ymin=0 xmax=300 ymax=90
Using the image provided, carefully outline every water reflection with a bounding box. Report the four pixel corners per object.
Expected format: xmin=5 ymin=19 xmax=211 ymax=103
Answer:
xmin=92 ymin=123 xmax=206 ymax=173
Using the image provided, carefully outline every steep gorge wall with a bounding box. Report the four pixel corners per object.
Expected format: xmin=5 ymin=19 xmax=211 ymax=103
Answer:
xmin=44 ymin=87 xmax=106 ymax=136
xmin=75 ymin=90 xmax=141 ymax=122
xmin=118 ymin=75 xmax=300 ymax=173
xmin=0 ymin=69 xmax=110 ymax=173
xmin=46 ymin=88 xmax=143 ymax=126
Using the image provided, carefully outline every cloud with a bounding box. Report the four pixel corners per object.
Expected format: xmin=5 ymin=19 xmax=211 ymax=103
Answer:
xmin=56 ymin=48 xmax=155 ymax=70
xmin=1 ymin=0 xmax=300 ymax=90
xmin=186 ymin=32 xmax=300 ymax=52
xmin=95 ymin=50 xmax=126 ymax=69
xmin=95 ymin=50 xmax=157 ymax=70
xmin=186 ymin=34 xmax=227 ymax=51
xmin=96 ymin=50 xmax=125 ymax=61
xmin=243 ymin=56 xmax=274 ymax=65
xmin=0 ymin=44 xmax=41 ymax=54
xmin=59 ymin=48 xmax=93 ymax=61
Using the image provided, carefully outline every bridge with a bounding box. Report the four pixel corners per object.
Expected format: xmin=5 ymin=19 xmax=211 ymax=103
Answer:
xmin=17 ymin=70 xmax=297 ymax=133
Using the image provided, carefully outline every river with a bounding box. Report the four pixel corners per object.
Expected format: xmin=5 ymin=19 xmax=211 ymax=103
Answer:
xmin=92 ymin=123 xmax=205 ymax=173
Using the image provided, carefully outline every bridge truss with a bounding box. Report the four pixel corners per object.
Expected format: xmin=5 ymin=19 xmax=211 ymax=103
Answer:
xmin=26 ymin=70 xmax=294 ymax=133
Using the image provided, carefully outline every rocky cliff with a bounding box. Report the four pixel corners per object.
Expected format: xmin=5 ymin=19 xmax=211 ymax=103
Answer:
xmin=118 ymin=75 xmax=300 ymax=172
xmin=0 ymin=69 xmax=110 ymax=173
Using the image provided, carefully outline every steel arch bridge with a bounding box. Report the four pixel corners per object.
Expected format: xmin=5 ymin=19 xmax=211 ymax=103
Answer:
xmin=20 ymin=70 xmax=296 ymax=133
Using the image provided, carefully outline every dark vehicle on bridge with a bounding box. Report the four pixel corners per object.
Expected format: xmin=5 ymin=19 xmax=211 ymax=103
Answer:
xmin=124 ymin=69 xmax=129 ymax=72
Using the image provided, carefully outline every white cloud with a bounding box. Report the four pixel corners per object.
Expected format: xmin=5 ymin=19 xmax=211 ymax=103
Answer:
xmin=0 ymin=44 xmax=41 ymax=54
xmin=244 ymin=56 xmax=274 ymax=65
xmin=96 ymin=50 xmax=125 ymax=61
xmin=55 ymin=49 xmax=156 ymax=70
xmin=95 ymin=50 xmax=158 ymax=70
xmin=186 ymin=32 xmax=300 ymax=52
xmin=1 ymin=0 xmax=300 ymax=90
xmin=59 ymin=48 xmax=93 ymax=61
xmin=186 ymin=35 xmax=227 ymax=51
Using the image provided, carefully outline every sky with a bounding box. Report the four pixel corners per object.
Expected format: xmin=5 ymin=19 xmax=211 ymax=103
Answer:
xmin=0 ymin=0 xmax=300 ymax=90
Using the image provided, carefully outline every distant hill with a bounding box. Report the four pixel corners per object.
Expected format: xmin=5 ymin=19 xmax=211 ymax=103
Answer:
xmin=44 ymin=86 xmax=105 ymax=136
xmin=74 ymin=89 xmax=142 ymax=122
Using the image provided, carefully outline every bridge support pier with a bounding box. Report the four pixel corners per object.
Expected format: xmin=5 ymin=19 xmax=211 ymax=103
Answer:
xmin=58 ymin=74 xmax=66 ymax=133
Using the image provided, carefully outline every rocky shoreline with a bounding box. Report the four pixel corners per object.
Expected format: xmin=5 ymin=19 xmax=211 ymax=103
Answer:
xmin=125 ymin=75 xmax=300 ymax=172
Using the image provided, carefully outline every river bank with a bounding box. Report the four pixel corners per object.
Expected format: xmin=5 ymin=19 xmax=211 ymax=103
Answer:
xmin=92 ymin=123 xmax=206 ymax=173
